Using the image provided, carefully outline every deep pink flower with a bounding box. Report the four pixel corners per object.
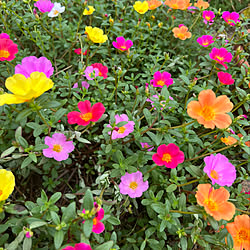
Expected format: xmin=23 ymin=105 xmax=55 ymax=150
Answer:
xmin=25 ymin=231 xmax=33 ymax=238
xmin=73 ymin=81 xmax=89 ymax=90
xmin=91 ymin=63 xmax=108 ymax=79
xmin=67 ymin=100 xmax=105 ymax=126
xmin=119 ymin=171 xmax=149 ymax=198
xmin=222 ymin=11 xmax=240 ymax=26
xmin=112 ymin=36 xmax=133 ymax=51
xmin=82 ymin=202 xmax=105 ymax=234
xmin=140 ymin=142 xmax=154 ymax=151
xmin=107 ymin=114 xmax=135 ymax=140
xmin=62 ymin=243 xmax=92 ymax=250
xmin=209 ymin=47 xmax=233 ymax=69
xmin=74 ymin=48 xmax=88 ymax=55
xmin=43 ymin=133 xmax=74 ymax=161
xmin=197 ymin=35 xmax=214 ymax=47
xmin=202 ymin=10 xmax=215 ymax=25
xmin=84 ymin=66 xmax=99 ymax=80
xmin=0 ymin=33 xmax=10 ymax=39
xmin=15 ymin=56 xmax=54 ymax=78
xmin=34 ymin=0 xmax=54 ymax=13
xmin=152 ymin=144 xmax=185 ymax=169
xmin=0 ymin=38 xmax=18 ymax=61
xmin=203 ymin=153 xmax=236 ymax=186
xmin=150 ymin=71 xmax=173 ymax=88
xmin=217 ymin=71 xmax=234 ymax=85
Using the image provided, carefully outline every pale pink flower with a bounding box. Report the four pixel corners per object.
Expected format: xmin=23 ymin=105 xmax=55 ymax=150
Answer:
xmin=84 ymin=66 xmax=99 ymax=80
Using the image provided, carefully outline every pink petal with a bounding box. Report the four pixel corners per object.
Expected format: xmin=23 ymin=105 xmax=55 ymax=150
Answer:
xmin=92 ymin=221 xmax=105 ymax=234
xmin=78 ymin=100 xmax=91 ymax=113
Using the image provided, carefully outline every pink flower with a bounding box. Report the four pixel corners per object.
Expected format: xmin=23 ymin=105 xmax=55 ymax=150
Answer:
xmin=74 ymin=48 xmax=88 ymax=55
xmin=202 ymin=11 xmax=215 ymax=25
xmin=25 ymin=231 xmax=33 ymax=238
xmin=222 ymin=11 xmax=240 ymax=26
xmin=187 ymin=6 xmax=198 ymax=14
xmin=150 ymin=71 xmax=173 ymax=88
xmin=217 ymin=72 xmax=234 ymax=85
xmin=67 ymin=100 xmax=105 ymax=126
xmin=73 ymin=81 xmax=89 ymax=90
xmin=0 ymin=38 xmax=18 ymax=61
xmin=15 ymin=56 xmax=54 ymax=78
xmin=91 ymin=63 xmax=108 ymax=79
xmin=0 ymin=33 xmax=10 ymax=39
xmin=62 ymin=243 xmax=92 ymax=250
xmin=82 ymin=202 xmax=105 ymax=234
xmin=197 ymin=35 xmax=214 ymax=47
xmin=147 ymin=94 xmax=173 ymax=110
xmin=112 ymin=36 xmax=133 ymax=51
xmin=203 ymin=153 xmax=236 ymax=186
xmin=84 ymin=66 xmax=99 ymax=80
xmin=119 ymin=171 xmax=149 ymax=198
xmin=140 ymin=142 xmax=154 ymax=151
xmin=152 ymin=144 xmax=185 ymax=169
xmin=107 ymin=114 xmax=135 ymax=140
xmin=209 ymin=47 xmax=233 ymax=69
xmin=43 ymin=133 xmax=75 ymax=161
xmin=34 ymin=0 xmax=54 ymax=13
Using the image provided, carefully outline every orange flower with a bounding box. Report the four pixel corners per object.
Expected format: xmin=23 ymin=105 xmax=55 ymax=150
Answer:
xmin=226 ymin=215 xmax=250 ymax=250
xmin=196 ymin=184 xmax=235 ymax=221
xmin=221 ymin=136 xmax=237 ymax=146
xmin=187 ymin=89 xmax=233 ymax=129
xmin=172 ymin=25 xmax=191 ymax=40
xmin=237 ymin=133 xmax=250 ymax=147
xmin=164 ymin=0 xmax=191 ymax=10
xmin=147 ymin=0 xmax=162 ymax=10
xmin=194 ymin=0 xmax=209 ymax=9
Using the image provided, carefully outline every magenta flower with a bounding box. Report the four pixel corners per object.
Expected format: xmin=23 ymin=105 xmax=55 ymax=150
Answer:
xmin=203 ymin=153 xmax=236 ymax=186
xmin=152 ymin=144 xmax=185 ymax=169
xmin=15 ymin=56 xmax=54 ymax=78
xmin=84 ymin=66 xmax=99 ymax=80
xmin=217 ymin=72 xmax=234 ymax=85
xmin=25 ymin=231 xmax=33 ymax=238
xmin=73 ymin=81 xmax=90 ymax=90
xmin=82 ymin=202 xmax=105 ymax=234
xmin=91 ymin=63 xmax=108 ymax=79
xmin=107 ymin=114 xmax=135 ymax=140
xmin=112 ymin=36 xmax=133 ymax=51
xmin=43 ymin=133 xmax=74 ymax=161
xmin=119 ymin=171 xmax=149 ymax=198
xmin=62 ymin=243 xmax=92 ymax=250
xmin=34 ymin=0 xmax=54 ymax=13
xmin=222 ymin=11 xmax=240 ymax=26
xmin=150 ymin=71 xmax=173 ymax=88
xmin=197 ymin=35 xmax=214 ymax=47
xmin=67 ymin=100 xmax=105 ymax=126
xmin=209 ymin=47 xmax=233 ymax=70
xmin=140 ymin=142 xmax=154 ymax=151
xmin=202 ymin=11 xmax=215 ymax=25
xmin=0 ymin=33 xmax=10 ymax=39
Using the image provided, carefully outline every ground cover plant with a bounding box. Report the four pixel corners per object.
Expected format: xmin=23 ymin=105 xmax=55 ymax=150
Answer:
xmin=0 ymin=0 xmax=249 ymax=249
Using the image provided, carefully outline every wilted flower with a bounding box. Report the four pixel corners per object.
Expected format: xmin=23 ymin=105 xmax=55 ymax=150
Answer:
xmin=112 ymin=36 xmax=133 ymax=51
xmin=172 ymin=25 xmax=192 ymax=40
xmin=0 ymin=72 xmax=53 ymax=106
xmin=67 ymin=100 xmax=105 ymax=126
xmin=15 ymin=56 xmax=54 ymax=78
xmin=34 ymin=0 xmax=54 ymax=13
xmin=202 ymin=10 xmax=215 ymax=25
xmin=43 ymin=133 xmax=74 ymax=162
xmin=140 ymin=142 xmax=154 ymax=151
xmin=203 ymin=153 xmax=236 ymax=186
xmin=74 ymin=48 xmax=88 ymax=55
xmin=222 ymin=11 xmax=240 ymax=26
xmin=164 ymin=0 xmax=191 ymax=10
xmin=85 ymin=26 xmax=108 ymax=44
xmin=0 ymin=169 xmax=15 ymax=201
xmin=196 ymin=184 xmax=235 ymax=221
xmin=91 ymin=63 xmax=108 ymax=79
xmin=0 ymin=38 xmax=18 ymax=61
xmin=209 ymin=47 xmax=233 ymax=69
xmin=220 ymin=136 xmax=237 ymax=146
xmin=119 ymin=171 xmax=149 ymax=198
xmin=133 ymin=1 xmax=149 ymax=14
xmin=194 ymin=0 xmax=209 ymax=9
xmin=187 ymin=89 xmax=233 ymax=129
xmin=197 ymin=35 xmax=214 ymax=47
xmin=217 ymin=72 xmax=234 ymax=85
xmin=152 ymin=143 xmax=185 ymax=169
xmin=84 ymin=66 xmax=99 ymax=80
xmin=62 ymin=243 xmax=92 ymax=250
xmin=48 ymin=2 xmax=65 ymax=17
xmin=73 ymin=81 xmax=89 ymax=90
xmin=150 ymin=71 xmax=173 ymax=88
xmin=83 ymin=6 xmax=95 ymax=15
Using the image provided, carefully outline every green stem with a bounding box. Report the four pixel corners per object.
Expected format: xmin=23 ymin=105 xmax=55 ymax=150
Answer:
xmin=145 ymin=165 xmax=158 ymax=175
xmin=189 ymin=12 xmax=201 ymax=31
xmin=177 ymin=179 xmax=199 ymax=187
xmin=169 ymin=210 xmax=199 ymax=214
xmin=167 ymin=120 xmax=195 ymax=130
xmin=35 ymin=108 xmax=51 ymax=135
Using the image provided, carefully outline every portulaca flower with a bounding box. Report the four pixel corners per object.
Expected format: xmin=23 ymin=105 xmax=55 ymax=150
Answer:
xmin=48 ymin=2 xmax=65 ymax=17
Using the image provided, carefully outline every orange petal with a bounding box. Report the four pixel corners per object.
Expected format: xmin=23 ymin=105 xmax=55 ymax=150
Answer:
xmin=213 ymin=114 xmax=232 ymax=129
xmin=211 ymin=187 xmax=230 ymax=203
xmin=212 ymin=95 xmax=233 ymax=113
xmin=198 ymin=89 xmax=216 ymax=107
xmin=214 ymin=201 xmax=235 ymax=221
xmin=201 ymin=119 xmax=216 ymax=129
xmin=196 ymin=184 xmax=211 ymax=205
xmin=187 ymin=101 xmax=202 ymax=119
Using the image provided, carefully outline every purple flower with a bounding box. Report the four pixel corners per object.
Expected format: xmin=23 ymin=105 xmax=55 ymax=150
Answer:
xmin=107 ymin=114 xmax=135 ymax=140
xmin=119 ymin=171 xmax=149 ymax=198
xmin=43 ymin=133 xmax=74 ymax=161
xmin=73 ymin=81 xmax=90 ymax=90
xmin=15 ymin=56 xmax=54 ymax=78
xmin=34 ymin=0 xmax=54 ymax=13
xmin=203 ymin=153 xmax=236 ymax=187
xmin=84 ymin=66 xmax=99 ymax=80
xmin=140 ymin=142 xmax=154 ymax=151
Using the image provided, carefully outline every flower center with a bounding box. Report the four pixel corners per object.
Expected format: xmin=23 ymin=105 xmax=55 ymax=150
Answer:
xmin=178 ymin=33 xmax=185 ymax=39
xmin=157 ymin=80 xmax=165 ymax=86
xmin=80 ymin=112 xmax=93 ymax=122
xmin=129 ymin=181 xmax=138 ymax=190
xmin=53 ymin=10 xmax=59 ymax=15
xmin=0 ymin=190 xmax=2 ymax=196
xmin=238 ymin=229 xmax=248 ymax=241
xmin=205 ymin=16 xmax=211 ymax=21
xmin=172 ymin=4 xmax=179 ymax=8
xmin=118 ymin=126 xmax=126 ymax=134
xmin=203 ymin=41 xmax=209 ymax=45
xmin=53 ymin=144 xmax=62 ymax=152
xmin=201 ymin=106 xmax=215 ymax=121
xmin=98 ymin=71 xmax=102 ymax=76
xmin=120 ymin=45 xmax=127 ymax=49
xmin=162 ymin=153 xmax=172 ymax=163
xmin=93 ymin=217 xmax=98 ymax=225
xmin=204 ymin=199 xmax=218 ymax=211
xmin=0 ymin=50 xmax=10 ymax=58
xmin=215 ymin=55 xmax=224 ymax=62
xmin=210 ymin=170 xmax=219 ymax=180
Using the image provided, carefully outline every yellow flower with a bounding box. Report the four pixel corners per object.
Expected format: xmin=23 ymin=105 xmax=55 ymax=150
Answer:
xmin=83 ymin=6 xmax=95 ymax=15
xmin=133 ymin=1 xmax=149 ymax=14
xmin=0 ymin=169 xmax=15 ymax=201
xmin=0 ymin=72 xmax=54 ymax=106
xmin=85 ymin=26 xmax=108 ymax=44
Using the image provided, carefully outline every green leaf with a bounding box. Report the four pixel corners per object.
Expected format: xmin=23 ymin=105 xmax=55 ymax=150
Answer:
xmin=5 ymin=204 xmax=28 ymax=215
xmin=107 ymin=216 xmax=120 ymax=225
xmin=143 ymin=108 xmax=152 ymax=124
xmin=83 ymin=219 xmax=93 ymax=238
xmin=15 ymin=126 xmax=22 ymax=140
xmin=6 ymin=231 xmax=24 ymax=250
xmin=1 ymin=146 xmax=16 ymax=158
xmin=166 ymin=184 xmax=177 ymax=193
xmin=29 ymin=152 xmax=37 ymax=163
xmin=54 ymin=230 xmax=64 ymax=250
xmin=94 ymin=241 xmax=114 ymax=250
xmin=207 ymin=216 xmax=218 ymax=231
xmin=62 ymin=202 xmax=76 ymax=223
xmin=0 ymin=224 xmax=8 ymax=234
xmin=49 ymin=192 xmax=62 ymax=204
xmin=105 ymin=144 xmax=112 ymax=154
xmin=186 ymin=165 xmax=203 ymax=177
xmin=178 ymin=193 xmax=186 ymax=211
xmin=54 ymin=108 xmax=67 ymax=122
xmin=16 ymin=108 xmax=33 ymax=122
xmin=21 ymin=157 xmax=33 ymax=169
xmin=227 ymin=233 xmax=234 ymax=248
xmin=30 ymin=221 xmax=47 ymax=229
xmin=180 ymin=75 xmax=190 ymax=85
xmin=51 ymin=211 xmax=60 ymax=225
xmin=23 ymin=237 xmax=32 ymax=250
xmin=160 ymin=220 xmax=168 ymax=232
xmin=17 ymin=136 xmax=29 ymax=148
xmin=83 ymin=189 xmax=94 ymax=211
xmin=180 ymin=237 xmax=187 ymax=249
xmin=42 ymin=101 xmax=62 ymax=108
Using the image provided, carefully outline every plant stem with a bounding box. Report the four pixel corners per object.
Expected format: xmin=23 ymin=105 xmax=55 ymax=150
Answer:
xmin=167 ymin=120 xmax=195 ymax=130
xmin=145 ymin=165 xmax=158 ymax=175
xmin=169 ymin=210 xmax=198 ymax=214
xmin=177 ymin=179 xmax=199 ymax=187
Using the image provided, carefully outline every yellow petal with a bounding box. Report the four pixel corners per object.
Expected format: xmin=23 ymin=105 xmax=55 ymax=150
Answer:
xmin=0 ymin=93 xmax=26 ymax=106
xmin=0 ymin=169 xmax=15 ymax=201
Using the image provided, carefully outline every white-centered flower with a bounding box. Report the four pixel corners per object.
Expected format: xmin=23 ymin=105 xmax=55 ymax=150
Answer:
xmin=48 ymin=2 xmax=65 ymax=17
